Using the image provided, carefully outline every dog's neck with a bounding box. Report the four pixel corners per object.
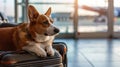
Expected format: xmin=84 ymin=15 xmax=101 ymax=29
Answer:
xmin=34 ymin=32 xmax=51 ymax=42
xmin=26 ymin=28 xmax=50 ymax=43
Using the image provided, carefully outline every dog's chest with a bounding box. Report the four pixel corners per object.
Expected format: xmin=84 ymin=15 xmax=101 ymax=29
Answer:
xmin=27 ymin=40 xmax=49 ymax=46
xmin=39 ymin=42 xmax=48 ymax=48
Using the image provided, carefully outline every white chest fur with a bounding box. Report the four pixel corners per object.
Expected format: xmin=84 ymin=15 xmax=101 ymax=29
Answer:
xmin=34 ymin=33 xmax=51 ymax=42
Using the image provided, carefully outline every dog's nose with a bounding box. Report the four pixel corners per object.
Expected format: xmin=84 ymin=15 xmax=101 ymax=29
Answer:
xmin=54 ymin=28 xmax=60 ymax=33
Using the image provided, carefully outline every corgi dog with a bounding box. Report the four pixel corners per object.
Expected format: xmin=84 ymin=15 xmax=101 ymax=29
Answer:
xmin=0 ymin=5 xmax=59 ymax=57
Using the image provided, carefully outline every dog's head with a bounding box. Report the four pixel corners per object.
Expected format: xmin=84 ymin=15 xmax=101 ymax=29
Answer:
xmin=28 ymin=5 xmax=59 ymax=36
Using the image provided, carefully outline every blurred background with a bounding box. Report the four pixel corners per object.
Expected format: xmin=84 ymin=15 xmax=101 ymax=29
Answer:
xmin=1 ymin=0 xmax=120 ymax=38
xmin=1 ymin=0 xmax=120 ymax=67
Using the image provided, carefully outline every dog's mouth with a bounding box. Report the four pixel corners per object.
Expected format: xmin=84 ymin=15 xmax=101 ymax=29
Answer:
xmin=44 ymin=32 xmax=59 ymax=36
xmin=44 ymin=28 xmax=60 ymax=36
xmin=44 ymin=33 xmax=49 ymax=36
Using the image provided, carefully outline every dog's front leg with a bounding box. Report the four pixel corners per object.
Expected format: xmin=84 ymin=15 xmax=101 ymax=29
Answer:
xmin=22 ymin=43 xmax=47 ymax=57
xmin=46 ymin=45 xmax=55 ymax=56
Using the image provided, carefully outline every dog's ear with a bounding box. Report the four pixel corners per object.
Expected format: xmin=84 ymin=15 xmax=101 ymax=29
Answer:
xmin=45 ymin=7 xmax=51 ymax=17
xmin=28 ymin=5 xmax=39 ymax=21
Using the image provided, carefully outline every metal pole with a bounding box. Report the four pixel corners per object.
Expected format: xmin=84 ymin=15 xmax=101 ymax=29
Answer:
xmin=26 ymin=0 xmax=29 ymax=22
xmin=108 ymin=0 xmax=114 ymax=38
xmin=73 ymin=0 xmax=78 ymax=38
xmin=15 ymin=0 xmax=18 ymax=23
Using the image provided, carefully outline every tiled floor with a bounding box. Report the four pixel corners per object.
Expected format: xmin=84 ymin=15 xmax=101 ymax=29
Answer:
xmin=54 ymin=39 xmax=120 ymax=67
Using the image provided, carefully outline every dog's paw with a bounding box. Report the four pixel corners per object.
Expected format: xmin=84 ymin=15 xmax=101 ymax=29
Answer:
xmin=22 ymin=45 xmax=47 ymax=57
xmin=46 ymin=46 xmax=55 ymax=56
xmin=35 ymin=51 xmax=47 ymax=57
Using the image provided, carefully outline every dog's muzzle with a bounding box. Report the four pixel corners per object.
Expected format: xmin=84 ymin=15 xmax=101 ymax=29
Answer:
xmin=44 ymin=27 xmax=60 ymax=36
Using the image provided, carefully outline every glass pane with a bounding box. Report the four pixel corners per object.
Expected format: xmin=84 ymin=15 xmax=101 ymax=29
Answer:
xmin=29 ymin=0 xmax=74 ymax=34
xmin=0 ymin=0 xmax=15 ymax=23
xmin=18 ymin=5 xmax=22 ymax=23
xmin=78 ymin=0 xmax=108 ymax=32
xmin=114 ymin=0 xmax=120 ymax=32
xmin=18 ymin=0 xmax=22 ymax=3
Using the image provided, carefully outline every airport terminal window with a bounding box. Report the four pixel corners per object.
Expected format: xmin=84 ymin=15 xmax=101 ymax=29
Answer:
xmin=114 ymin=0 xmax=120 ymax=32
xmin=15 ymin=0 xmax=28 ymax=23
xmin=0 ymin=0 xmax=15 ymax=23
xmin=78 ymin=0 xmax=108 ymax=32
xmin=0 ymin=0 xmax=117 ymax=36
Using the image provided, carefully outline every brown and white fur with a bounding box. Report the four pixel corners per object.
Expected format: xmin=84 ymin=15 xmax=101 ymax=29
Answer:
xmin=0 ymin=5 xmax=59 ymax=57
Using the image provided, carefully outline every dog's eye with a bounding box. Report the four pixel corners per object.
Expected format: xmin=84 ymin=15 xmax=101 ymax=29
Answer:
xmin=43 ymin=21 xmax=49 ymax=25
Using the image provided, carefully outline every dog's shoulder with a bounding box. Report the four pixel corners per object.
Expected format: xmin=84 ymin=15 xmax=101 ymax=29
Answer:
xmin=16 ymin=22 xmax=35 ymax=41
xmin=17 ymin=23 xmax=28 ymax=30
xmin=13 ymin=22 xmax=29 ymax=39
xmin=13 ymin=22 xmax=32 ymax=49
